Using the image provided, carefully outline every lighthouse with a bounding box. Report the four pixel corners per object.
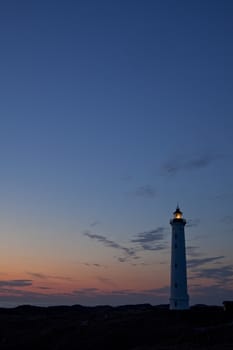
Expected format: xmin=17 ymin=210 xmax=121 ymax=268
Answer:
xmin=170 ymin=206 xmax=189 ymax=310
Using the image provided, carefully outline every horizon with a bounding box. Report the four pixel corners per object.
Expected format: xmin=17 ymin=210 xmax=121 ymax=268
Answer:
xmin=0 ymin=0 xmax=233 ymax=307
xmin=0 ymin=300 xmax=228 ymax=312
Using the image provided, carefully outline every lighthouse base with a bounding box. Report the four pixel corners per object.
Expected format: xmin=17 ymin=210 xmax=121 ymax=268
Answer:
xmin=170 ymin=297 xmax=189 ymax=310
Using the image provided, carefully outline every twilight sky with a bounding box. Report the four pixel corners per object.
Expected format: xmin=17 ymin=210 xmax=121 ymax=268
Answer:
xmin=0 ymin=0 xmax=233 ymax=306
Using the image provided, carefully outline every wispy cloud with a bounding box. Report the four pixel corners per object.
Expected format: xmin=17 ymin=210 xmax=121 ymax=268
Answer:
xmin=72 ymin=288 xmax=100 ymax=295
xmin=131 ymin=262 xmax=150 ymax=267
xmin=190 ymin=283 xmax=233 ymax=305
xmin=109 ymin=289 xmax=134 ymax=295
xmin=162 ymin=154 xmax=220 ymax=175
xmin=1 ymin=282 xmax=231 ymax=307
xmin=132 ymin=185 xmax=157 ymax=198
xmin=97 ymin=277 xmax=117 ymax=287
xmin=82 ymin=262 xmax=106 ymax=268
xmin=27 ymin=272 xmax=47 ymax=279
xmin=186 ymin=219 xmax=200 ymax=228
xmin=90 ymin=221 xmax=101 ymax=227
xmin=139 ymin=244 xmax=167 ymax=251
xmin=221 ymin=215 xmax=233 ymax=224
xmin=143 ymin=286 xmax=169 ymax=296
xmin=117 ymin=257 xmax=129 ymax=263
xmin=121 ymin=175 xmax=133 ymax=182
xmin=84 ymin=226 xmax=168 ymax=263
xmin=132 ymin=228 xmax=165 ymax=243
xmin=192 ymin=265 xmax=233 ymax=284
xmin=131 ymin=227 xmax=167 ymax=251
xmin=83 ymin=232 xmax=137 ymax=261
xmin=211 ymin=193 xmax=233 ymax=201
xmin=188 ymin=256 xmax=225 ymax=268
xmin=0 ymin=280 xmax=33 ymax=287
xmin=186 ymin=246 xmax=202 ymax=258
xmin=116 ymin=255 xmax=140 ymax=263
xmin=27 ymin=272 xmax=72 ymax=281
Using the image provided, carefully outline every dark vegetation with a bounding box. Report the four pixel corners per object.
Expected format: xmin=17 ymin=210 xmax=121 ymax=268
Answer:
xmin=0 ymin=304 xmax=232 ymax=349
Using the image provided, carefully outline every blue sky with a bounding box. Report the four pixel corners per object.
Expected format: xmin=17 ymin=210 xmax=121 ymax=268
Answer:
xmin=0 ymin=0 xmax=233 ymax=306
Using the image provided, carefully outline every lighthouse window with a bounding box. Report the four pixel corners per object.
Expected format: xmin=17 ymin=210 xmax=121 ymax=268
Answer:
xmin=175 ymin=244 xmax=177 ymax=249
xmin=175 ymin=283 xmax=178 ymax=288
xmin=175 ymin=263 xmax=178 ymax=268
xmin=175 ymin=234 xmax=177 ymax=239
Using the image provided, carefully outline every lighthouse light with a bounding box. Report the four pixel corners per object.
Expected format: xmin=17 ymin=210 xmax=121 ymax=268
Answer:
xmin=175 ymin=212 xmax=182 ymax=219
xmin=173 ymin=206 xmax=183 ymax=219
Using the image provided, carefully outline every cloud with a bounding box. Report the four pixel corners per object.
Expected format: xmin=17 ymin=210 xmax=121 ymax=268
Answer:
xmin=27 ymin=272 xmax=47 ymax=279
xmin=117 ymin=257 xmax=128 ymax=263
xmin=0 ymin=286 xmax=164 ymax=307
xmin=212 ymin=193 xmax=233 ymax=201
xmin=186 ymin=246 xmax=202 ymax=258
xmin=51 ymin=275 xmax=73 ymax=281
xmin=131 ymin=227 xmax=167 ymax=251
xmin=109 ymin=289 xmax=133 ymax=295
xmin=131 ymin=262 xmax=150 ymax=267
xmin=133 ymin=185 xmax=157 ymax=198
xmin=84 ymin=226 xmax=169 ymax=262
xmin=1 ymin=282 xmax=232 ymax=307
xmin=188 ymin=256 xmax=225 ymax=268
xmin=90 ymin=221 xmax=101 ymax=227
xmin=187 ymin=253 xmax=233 ymax=286
xmin=143 ymin=286 xmax=170 ymax=296
xmin=97 ymin=277 xmax=117 ymax=287
xmin=83 ymin=263 xmax=106 ymax=268
xmin=84 ymin=232 xmax=136 ymax=259
xmin=0 ymin=280 xmax=33 ymax=287
xmin=190 ymin=284 xmax=233 ymax=305
xmin=186 ymin=219 xmax=200 ymax=228
xmin=121 ymin=175 xmax=133 ymax=182
xmin=139 ymin=244 xmax=167 ymax=251
xmin=27 ymin=272 xmax=72 ymax=281
xmin=99 ymin=286 xmax=170 ymax=298
xmin=84 ymin=227 xmax=168 ymax=263
xmin=72 ymin=288 xmax=100 ymax=295
xmin=221 ymin=215 xmax=233 ymax=224
xmin=162 ymin=154 xmax=219 ymax=175
xmin=192 ymin=265 xmax=233 ymax=284
xmin=116 ymin=255 xmax=140 ymax=262
xmin=132 ymin=228 xmax=165 ymax=243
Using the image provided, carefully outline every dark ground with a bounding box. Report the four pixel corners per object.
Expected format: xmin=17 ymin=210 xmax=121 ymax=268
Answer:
xmin=0 ymin=304 xmax=232 ymax=349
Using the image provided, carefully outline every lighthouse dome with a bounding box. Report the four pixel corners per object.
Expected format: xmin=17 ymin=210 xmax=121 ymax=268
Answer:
xmin=173 ymin=206 xmax=183 ymax=219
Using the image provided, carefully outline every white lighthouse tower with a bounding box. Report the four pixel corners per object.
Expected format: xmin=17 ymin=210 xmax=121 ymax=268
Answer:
xmin=170 ymin=206 xmax=189 ymax=310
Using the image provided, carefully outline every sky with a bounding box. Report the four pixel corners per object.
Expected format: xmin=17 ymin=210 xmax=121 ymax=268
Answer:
xmin=0 ymin=0 xmax=233 ymax=307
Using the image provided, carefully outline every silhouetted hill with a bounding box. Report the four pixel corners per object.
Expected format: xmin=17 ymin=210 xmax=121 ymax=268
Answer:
xmin=0 ymin=304 xmax=232 ymax=349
